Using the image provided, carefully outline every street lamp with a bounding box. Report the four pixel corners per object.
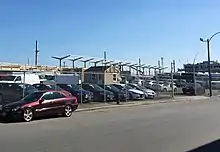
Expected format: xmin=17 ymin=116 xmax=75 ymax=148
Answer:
xmin=68 ymin=56 xmax=83 ymax=69
xmin=200 ymin=31 xmax=220 ymax=97
xmin=52 ymin=55 xmax=71 ymax=69
xmin=80 ymin=58 xmax=95 ymax=68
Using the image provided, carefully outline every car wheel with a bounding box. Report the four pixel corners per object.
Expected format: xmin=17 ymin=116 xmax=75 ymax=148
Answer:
xmin=64 ymin=105 xmax=73 ymax=117
xmin=23 ymin=108 xmax=34 ymax=122
xmin=163 ymin=88 xmax=167 ymax=92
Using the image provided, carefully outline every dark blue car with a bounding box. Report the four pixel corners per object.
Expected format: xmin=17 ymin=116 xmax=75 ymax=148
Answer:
xmin=57 ymin=84 xmax=94 ymax=103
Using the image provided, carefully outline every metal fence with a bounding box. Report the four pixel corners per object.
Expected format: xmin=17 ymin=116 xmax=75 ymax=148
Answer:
xmin=0 ymin=70 xmax=181 ymax=105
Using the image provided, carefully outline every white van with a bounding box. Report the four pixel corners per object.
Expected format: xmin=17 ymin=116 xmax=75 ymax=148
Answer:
xmin=0 ymin=74 xmax=41 ymax=85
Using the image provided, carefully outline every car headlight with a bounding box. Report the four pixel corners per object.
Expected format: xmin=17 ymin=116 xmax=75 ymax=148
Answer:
xmin=85 ymin=94 xmax=88 ymax=98
xmin=12 ymin=106 xmax=20 ymax=111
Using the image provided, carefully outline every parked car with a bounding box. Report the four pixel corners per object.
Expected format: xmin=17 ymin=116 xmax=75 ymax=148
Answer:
xmin=160 ymin=83 xmax=178 ymax=92
xmin=211 ymin=81 xmax=220 ymax=90
xmin=111 ymin=84 xmax=145 ymax=100
xmin=32 ymin=83 xmax=72 ymax=97
xmin=182 ymin=83 xmax=205 ymax=95
xmin=81 ymin=83 xmax=114 ymax=102
xmin=150 ymin=83 xmax=162 ymax=92
xmin=127 ymin=83 xmax=156 ymax=99
xmin=0 ymin=83 xmax=38 ymax=103
xmin=0 ymin=91 xmax=78 ymax=122
xmin=99 ymin=84 xmax=129 ymax=101
xmin=144 ymin=80 xmax=156 ymax=88
xmin=57 ymin=84 xmax=94 ymax=103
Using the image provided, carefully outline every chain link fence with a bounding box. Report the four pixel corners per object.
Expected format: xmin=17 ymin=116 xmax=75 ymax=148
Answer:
xmin=0 ymin=69 xmax=184 ymax=105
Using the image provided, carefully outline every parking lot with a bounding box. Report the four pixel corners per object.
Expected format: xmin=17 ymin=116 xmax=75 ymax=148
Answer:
xmin=0 ymin=70 xmax=210 ymax=123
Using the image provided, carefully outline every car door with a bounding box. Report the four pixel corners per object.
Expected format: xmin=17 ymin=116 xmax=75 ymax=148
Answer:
xmin=35 ymin=92 xmax=55 ymax=116
xmin=51 ymin=92 xmax=68 ymax=113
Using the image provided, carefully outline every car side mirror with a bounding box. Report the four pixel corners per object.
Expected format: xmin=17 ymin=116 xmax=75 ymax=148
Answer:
xmin=39 ymin=98 xmax=44 ymax=104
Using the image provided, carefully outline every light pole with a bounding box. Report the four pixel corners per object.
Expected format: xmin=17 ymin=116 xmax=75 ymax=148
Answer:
xmin=200 ymin=31 xmax=220 ymax=97
xmin=52 ymin=55 xmax=71 ymax=70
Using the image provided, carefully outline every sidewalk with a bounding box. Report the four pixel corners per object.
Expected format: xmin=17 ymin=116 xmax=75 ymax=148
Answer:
xmin=76 ymin=96 xmax=209 ymax=112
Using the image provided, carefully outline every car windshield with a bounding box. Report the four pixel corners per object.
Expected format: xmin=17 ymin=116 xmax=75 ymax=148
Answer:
xmin=125 ymin=85 xmax=133 ymax=90
xmin=138 ymin=85 xmax=146 ymax=90
xmin=113 ymin=84 xmax=124 ymax=90
xmin=106 ymin=85 xmax=120 ymax=92
xmin=69 ymin=84 xmax=81 ymax=90
xmin=22 ymin=92 xmax=45 ymax=102
xmin=47 ymin=85 xmax=63 ymax=91
xmin=20 ymin=84 xmax=38 ymax=92
xmin=89 ymin=84 xmax=104 ymax=91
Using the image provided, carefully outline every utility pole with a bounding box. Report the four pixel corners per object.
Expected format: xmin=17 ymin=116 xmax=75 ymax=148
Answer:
xmin=161 ymin=57 xmax=164 ymax=73
xmin=171 ymin=61 xmax=174 ymax=98
xmin=173 ymin=60 xmax=176 ymax=73
xmin=138 ymin=58 xmax=141 ymax=75
xmin=35 ymin=40 xmax=39 ymax=66
xmin=158 ymin=60 xmax=161 ymax=73
xmin=103 ymin=50 xmax=107 ymax=103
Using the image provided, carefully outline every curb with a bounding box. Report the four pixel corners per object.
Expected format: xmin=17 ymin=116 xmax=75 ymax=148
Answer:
xmin=75 ymin=96 xmax=209 ymax=112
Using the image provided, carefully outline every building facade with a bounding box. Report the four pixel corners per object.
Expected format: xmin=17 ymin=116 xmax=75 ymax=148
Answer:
xmin=182 ymin=61 xmax=220 ymax=73
xmin=84 ymin=66 xmax=120 ymax=85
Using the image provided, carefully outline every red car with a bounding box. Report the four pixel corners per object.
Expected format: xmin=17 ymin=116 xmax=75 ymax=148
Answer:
xmin=32 ymin=83 xmax=72 ymax=97
xmin=0 ymin=91 xmax=78 ymax=122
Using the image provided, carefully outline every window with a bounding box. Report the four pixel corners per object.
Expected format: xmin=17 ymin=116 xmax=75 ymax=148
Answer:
xmin=113 ymin=74 xmax=117 ymax=81
xmin=42 ymin=92 xmax=54 ymax=100
xmin=91 ymin=74 xmax=96 ymax=80
xmin=53 ymin=92 xmax=65 ymax=98
xmin=0 ymin=76 xmax=16 ymax=81
xmin=15 ymin=76 xmax=21 ymax=81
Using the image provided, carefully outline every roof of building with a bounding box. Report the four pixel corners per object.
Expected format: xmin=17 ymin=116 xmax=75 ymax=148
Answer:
xmin=85 ymin=66 xmax=111 ymax=72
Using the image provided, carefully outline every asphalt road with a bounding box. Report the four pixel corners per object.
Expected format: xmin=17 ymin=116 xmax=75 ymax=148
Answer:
xmin=1 ymin=98 xmax=220 ymax=152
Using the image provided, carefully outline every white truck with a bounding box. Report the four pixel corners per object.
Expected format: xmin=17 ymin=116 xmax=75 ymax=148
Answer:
xmin=0 ymin=73 xmax=41 ymax=85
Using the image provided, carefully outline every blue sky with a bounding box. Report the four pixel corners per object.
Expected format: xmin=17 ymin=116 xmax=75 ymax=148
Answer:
xmin=1 ymin=0 xmax=220 ymax=69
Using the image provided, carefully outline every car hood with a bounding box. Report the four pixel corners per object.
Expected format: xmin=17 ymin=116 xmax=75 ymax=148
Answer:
xmin=105 ymin=90 xmax=114 ymax=95
xmin=82 ymin=89 xmax=93 ymax=95
xmin=3 ymin=100 xmax=28 ymax=108
xmin=76 ymin=89 xmax=91 ymax=94
xmin=128 ymin=89 xmax=144 ymax=94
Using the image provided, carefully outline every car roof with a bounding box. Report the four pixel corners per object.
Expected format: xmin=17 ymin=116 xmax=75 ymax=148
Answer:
xmin=34 ymin=90 xmax=63 ymax=94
